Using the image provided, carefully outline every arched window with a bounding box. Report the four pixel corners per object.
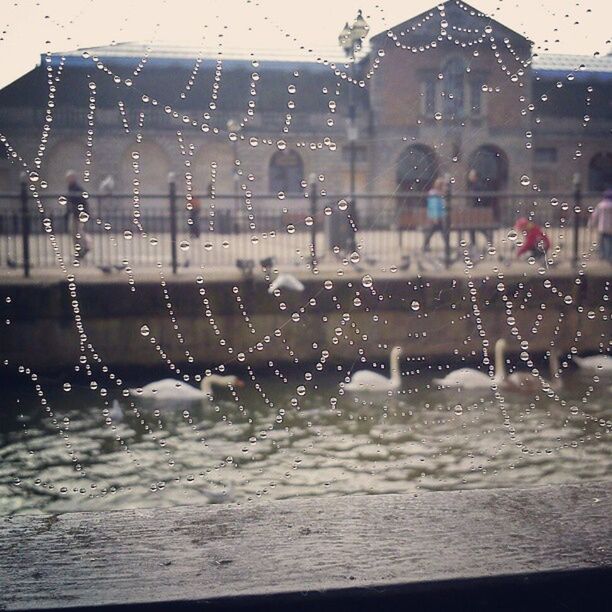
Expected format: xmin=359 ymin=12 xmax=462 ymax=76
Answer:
xmin=119 ymin=140 xmax=170 ymax=212
xmin=441 ymin=57 xmax=466 ymax=118
xmin=269 ymin=150 xmax=303 ymax=193
xmin=396 ymin=145 xmax=438 ymax=207
xmin=468 ymin=146 xmax=508 ymax=192
xmin=467 ymin=146 xmax=508 ymax=220
xmin=588 ymin=153 xmax=612 ymax=193
xmin=42 ymin=140 xmax=87 ymax=199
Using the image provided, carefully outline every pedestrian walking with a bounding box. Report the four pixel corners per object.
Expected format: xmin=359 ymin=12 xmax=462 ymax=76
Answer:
xmin=589 ymin=188 xmax=612 ymax=263
xmin=188 ymin=196 xmax=201 ymax=239
xmin=467 ymin=168 xmax=494 ymax=246
xmin=345 ymin=199 xmax=359 ymax=255
xmin=423 ymin=177 xmax=447 ymax=252
xmin=65 ymin=170 xmax=91 ymax=259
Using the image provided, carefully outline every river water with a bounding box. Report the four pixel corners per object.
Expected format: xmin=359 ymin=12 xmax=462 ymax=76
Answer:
xmin=1 ymin=370 xmax=610 ymax=515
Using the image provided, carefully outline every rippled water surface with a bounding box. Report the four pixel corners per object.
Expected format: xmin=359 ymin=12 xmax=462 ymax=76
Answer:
xmin=1 ymin=370 xmax=610 ymax=515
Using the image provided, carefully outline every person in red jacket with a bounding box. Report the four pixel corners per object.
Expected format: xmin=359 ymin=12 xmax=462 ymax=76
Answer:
xmin=514 ymin=217 xmax=550 ymax=259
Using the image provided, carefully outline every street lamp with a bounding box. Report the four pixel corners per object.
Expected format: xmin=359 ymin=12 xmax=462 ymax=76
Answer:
xmin=338 ymin=9 xmax=369 ymax=223
xmin=227 ymin=118 xmax=241 ymax=232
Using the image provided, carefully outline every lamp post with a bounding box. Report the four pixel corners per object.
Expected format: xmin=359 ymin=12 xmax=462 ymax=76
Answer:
xmin=227 ymin=118 xmax=241 ymax=233
xmin=338 ymin=10 xmax=369 ymax=213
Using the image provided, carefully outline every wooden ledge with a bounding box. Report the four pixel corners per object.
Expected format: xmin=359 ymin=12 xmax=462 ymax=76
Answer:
xmin=1 ymin=482 xmax=611 ymax=611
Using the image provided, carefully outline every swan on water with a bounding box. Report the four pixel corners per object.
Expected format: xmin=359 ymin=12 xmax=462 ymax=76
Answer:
xmin=109 ymin=399 xmax=123 ymax=421
xmin=501 ymin=348 xmax=562 ymax=393
xmin=268 ymin=273 xmax=305 ymax=293
xmin=573 ymin=354 xmax=612 ymax=373
xmin=129 ymin=374 xmax=243 ymax=400
xmin=344 ymin=346 xmax=403 ymax=392
xmin=432 ymin=339 xmax=506 ymax=389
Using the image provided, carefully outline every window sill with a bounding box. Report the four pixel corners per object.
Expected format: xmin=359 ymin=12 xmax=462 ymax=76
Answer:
xmin=1 ymin=482 xmax=610 ymax=611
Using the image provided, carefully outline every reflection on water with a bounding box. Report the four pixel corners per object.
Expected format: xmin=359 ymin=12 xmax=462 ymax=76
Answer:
xmin=1 ymin=370 xmax=610 ymax=515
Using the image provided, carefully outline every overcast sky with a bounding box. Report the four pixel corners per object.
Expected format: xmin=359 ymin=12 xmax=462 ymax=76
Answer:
xmin=0 ymin=0 xmax=610 ymax=88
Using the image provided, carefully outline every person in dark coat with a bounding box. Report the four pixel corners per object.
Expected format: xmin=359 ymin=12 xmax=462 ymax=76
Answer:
xmin=65 ymin=170 xmax=91 ymax=259
xmin=345 ymin=199 xmax=359 ymax=255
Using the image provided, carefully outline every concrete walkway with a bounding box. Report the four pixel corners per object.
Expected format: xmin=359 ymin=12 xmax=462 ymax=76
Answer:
xmin=0 ymin=257 xmax=609 ymax=285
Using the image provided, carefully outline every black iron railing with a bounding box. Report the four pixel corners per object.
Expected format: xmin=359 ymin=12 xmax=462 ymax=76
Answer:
xmin=0 ymin=181 xmax=602 ymax=276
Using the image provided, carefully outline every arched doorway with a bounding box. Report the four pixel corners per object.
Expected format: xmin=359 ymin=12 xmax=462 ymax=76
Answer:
xmin=467 ymin=145 xmax=508 ymax=219
xmin=588 ymin=152 xmax=612 ymax=193
xmin=119 ymin=140 xmax=170 ymax=212
xmin=43 ymin=140 xmax=87 ymax=206
xmin=269 ymin=150 xmax=303 ymax=194
xmin=396 ymin=145 xmax=438 ymax=207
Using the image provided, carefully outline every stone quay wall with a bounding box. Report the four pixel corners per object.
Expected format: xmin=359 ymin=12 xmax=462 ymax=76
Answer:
xmin=0 ymin=271 xmax=609 ymax=375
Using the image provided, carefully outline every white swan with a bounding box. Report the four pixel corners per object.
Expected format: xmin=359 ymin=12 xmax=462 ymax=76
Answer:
xmin=573 ymin=354 xmax=612 ymax=373
xmin=109 ymin=399 xmax=123 ymax=421
xmin=129 ymin=374 xmax=243 ymax=400
xmin=433 ymin=339 xmax=506 ymax=389
xmin=344 ymin=346 xmax=402 ymax=392
xmin=502 ymin=349 xmax=562 ymax=393
xmin=269 ymin=273 xmax=305 ymax=293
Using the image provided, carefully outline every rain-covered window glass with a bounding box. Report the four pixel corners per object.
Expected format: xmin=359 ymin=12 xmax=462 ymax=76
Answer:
xmin=588 ymin=153 xmax=612 ymax=192
xmin=469 ymin=79 xmax=483 ymax=116
xmin=0 ymin=0 xmax=610 ymax=527
xmin=534 ymin=148 xmax=558 ymax=164
xmin=422 ymin=78 xmax=437 ymax=116
xmin=342 ymin=145 xmax=367 ymax=162
xmin=441 ymin=57 xmax=466 ymax=118
xmin=269 ymin=150 xmax=304 ymax=194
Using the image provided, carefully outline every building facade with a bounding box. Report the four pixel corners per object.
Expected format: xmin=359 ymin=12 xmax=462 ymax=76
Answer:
xmin=0 ymin=0 xmax=610 ymax=217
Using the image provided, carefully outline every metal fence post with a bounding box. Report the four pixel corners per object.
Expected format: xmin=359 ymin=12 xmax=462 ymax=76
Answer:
xmin=168 ymin=173 xmax=178 ymax=275
xmin=20 ymin=174 xmax=30 ymax=278
xmin=444 ymin=182 xmax=452 ymax=269
xmin=572 ymin=173 xmax=581 ymax=268
xmin=309 ymin=174 xmax=318 ymax=269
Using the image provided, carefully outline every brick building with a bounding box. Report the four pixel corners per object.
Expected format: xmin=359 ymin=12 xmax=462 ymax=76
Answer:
xmin=0 ymin=0 xmax=610 ymax=217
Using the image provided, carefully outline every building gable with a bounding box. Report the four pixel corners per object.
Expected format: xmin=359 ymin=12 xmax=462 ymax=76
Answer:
xmin=371 ymin=0 xmax=531 ymax=53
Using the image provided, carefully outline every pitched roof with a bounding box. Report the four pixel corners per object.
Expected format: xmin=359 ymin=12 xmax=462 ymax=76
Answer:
xmin=532 ymin=53 xmax=612 ymax=80
xmin=46 ymin=42 xmax=346 ymax=72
